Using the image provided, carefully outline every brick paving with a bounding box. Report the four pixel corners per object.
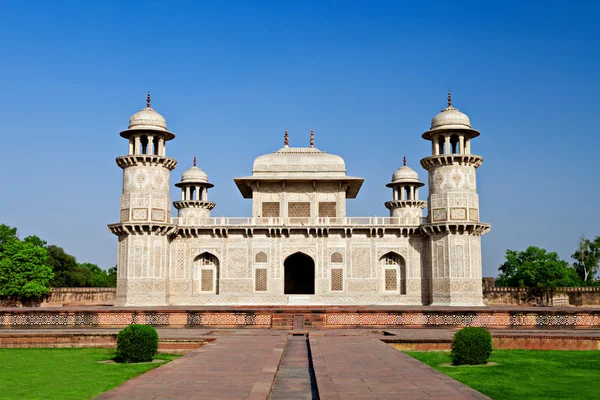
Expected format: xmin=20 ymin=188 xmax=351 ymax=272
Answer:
xmin=97 ymin=335 xmax=287 ymax=400
xmin=310 ymin=336 xmax=489 ymax=400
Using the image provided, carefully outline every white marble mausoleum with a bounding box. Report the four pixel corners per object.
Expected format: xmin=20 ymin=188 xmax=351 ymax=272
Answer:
xmin=108 ymin=93 xmax=490 ymax=306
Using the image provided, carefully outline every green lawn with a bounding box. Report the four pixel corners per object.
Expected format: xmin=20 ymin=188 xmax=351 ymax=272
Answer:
xmin=0 ymin=348 xmax=179 ymax=400
xmin=405 ymin=350 xmax=600 ymax=400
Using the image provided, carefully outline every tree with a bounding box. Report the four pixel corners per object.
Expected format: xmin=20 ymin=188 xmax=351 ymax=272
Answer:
xmin=571 ymin=236 xmax=600 ymax=283
xmin=107 ymin=266 xmax=117 ymax=287
xmin=80 ymin=263 xmax=116 ymax=287
xmin=23 ymin=235 xmax=47 ymax=248
xmin=496 ymin=246 xmax=581 ymax=305
xmin=47 ymin=245 xmax=87 ymax=287
xmin=0 ymin=229 xmax=54 ymax=299
xmin=0 ymin=224 xmax=17 ymax=249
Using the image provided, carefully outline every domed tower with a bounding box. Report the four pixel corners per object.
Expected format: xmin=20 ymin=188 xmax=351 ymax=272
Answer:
xmin=108 ymin=93 xmax=177 ymax=306
xmin=384 ymin=157 xmax=426 ymax=223
xmin=173 ymin=157 xmax=215 ymax=225
xmin=420 ymin=92 xmax=490 ymax=306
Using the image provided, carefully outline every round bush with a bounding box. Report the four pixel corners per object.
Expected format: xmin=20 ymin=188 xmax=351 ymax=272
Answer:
xmin=116 ymin=324 xmax=159 ymax=363
xmin=451 ymin=327 xmax=492 ymax=366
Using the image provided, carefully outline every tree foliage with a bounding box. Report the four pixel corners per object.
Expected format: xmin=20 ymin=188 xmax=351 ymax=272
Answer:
xmin=0 ymin=225 xmax=54 ymax=299
xmin=47 ymin=246 xmax=116 ymax=288
xmin=496 ymin=246 xmax=581 ymax=305
xmin=0 ymin=224 xmax=116 ymax=298
xmin=571 ymin=236 xmax=600 ymax=283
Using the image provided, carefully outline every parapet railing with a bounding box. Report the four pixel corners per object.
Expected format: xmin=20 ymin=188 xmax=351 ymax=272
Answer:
xmin=170 ymin=216 xmax=427 ymax=227
xmin=486 ymin=287 xmax=600 ymax=293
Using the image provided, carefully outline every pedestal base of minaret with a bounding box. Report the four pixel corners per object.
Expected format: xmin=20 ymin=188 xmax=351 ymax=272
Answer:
xmin=115 ymin=279 xmax=168 ymax=307
xmin=429 ymin=278 xmax=486 ymax=307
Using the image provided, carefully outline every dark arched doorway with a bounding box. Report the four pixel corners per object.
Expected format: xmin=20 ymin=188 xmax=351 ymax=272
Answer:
xmin=284 ymin=252 xmax=315 ymax=294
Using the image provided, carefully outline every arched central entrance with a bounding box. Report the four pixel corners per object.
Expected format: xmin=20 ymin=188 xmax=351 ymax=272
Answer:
xmin=284 ymin=252 xmax=315 ymax=294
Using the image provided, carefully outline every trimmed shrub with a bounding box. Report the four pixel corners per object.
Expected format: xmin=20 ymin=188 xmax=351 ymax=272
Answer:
xmin=116 ymin=324 xmax=159 ymax=363
xmin=451 ymin=327 xmax=492 ymax=365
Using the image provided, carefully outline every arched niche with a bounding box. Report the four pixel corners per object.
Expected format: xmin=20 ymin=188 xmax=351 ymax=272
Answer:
xmin=193 ymin=252 xmax=220 ymax=294
xmin=379 ymin=252 xmax=406 ymax=294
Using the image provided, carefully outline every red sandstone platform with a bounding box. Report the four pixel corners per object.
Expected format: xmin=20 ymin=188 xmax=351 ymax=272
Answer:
xmin=1 ymin=305 xmax=600 ymax=330
xmin=2 ymin=327 xmax=599 ymax=351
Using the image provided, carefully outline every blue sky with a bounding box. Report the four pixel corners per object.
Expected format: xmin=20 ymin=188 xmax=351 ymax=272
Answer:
xmin=0 ymin=1 xmax=598 ymax=277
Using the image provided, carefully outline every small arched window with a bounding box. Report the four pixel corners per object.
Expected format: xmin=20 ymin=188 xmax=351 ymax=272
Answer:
xmin=255 ymin=251 xmax=268 ymax=263
xmin=330 ymin=252 xmax=343 ymax=263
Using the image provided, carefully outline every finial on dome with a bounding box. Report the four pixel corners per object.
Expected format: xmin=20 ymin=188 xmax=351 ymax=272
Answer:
xmin=146 ymin=91 xmax=151 ymax=108
xmin=193 ymin=156 xmax=196 ymax=167
xmin=284 ymin=129 xmax=289 ymax=147
xmin=310 ymin=129 xmax=314 ymax=148
xmin=447 ymin=90 xmax=452 ymax=108
xmin=403 ymin=156 xmax=406 ymax=166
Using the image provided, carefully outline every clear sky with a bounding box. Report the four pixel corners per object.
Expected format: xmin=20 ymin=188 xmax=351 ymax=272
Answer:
xmin=1 ymin=1 xmax=598 ymax=277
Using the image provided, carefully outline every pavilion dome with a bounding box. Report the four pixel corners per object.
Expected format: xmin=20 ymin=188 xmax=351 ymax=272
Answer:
xmin=128 ymin=107 xmax=168 ymax=131
xmin=422 ymin=92 xmax=480 ymax=140
xmin=252 ymin=146 xmax=346 ymax=176
xmin=181 ymin=166 xmax=209 ymax=183
xmin=120 ymin=93 xmax=175 ymax=140
xmin=430 ymin=106 xmax=471 ymax=131
xmin=391 ymin=166 xmax=419 ymax=183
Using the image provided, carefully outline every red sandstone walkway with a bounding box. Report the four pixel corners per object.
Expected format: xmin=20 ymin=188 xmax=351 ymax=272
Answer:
xmin=96 ymin=333 xmax=488 ymax=400
xmin=310 ymin=336 xmax=489 ymax=400
xmin=97 ymin=335 xmax=287 ymax=400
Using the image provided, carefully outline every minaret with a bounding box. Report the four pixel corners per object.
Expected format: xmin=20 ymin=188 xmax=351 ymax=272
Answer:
xmin=385 ymin=156 xmax=426 ymax=223
xmin=173 ymin=157 xmax=216 ymax=225
xmin=108 ymin=93 xmax=177 ymax=306
xmin=420 ymin=92 xmax=490 ymax=306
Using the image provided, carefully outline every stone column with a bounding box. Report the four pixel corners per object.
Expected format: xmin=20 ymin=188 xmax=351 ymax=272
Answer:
xmin=445 ymin=135 xmax=451 ymax=155
xmin=459 ymin=136 xmax=465 ymax=154
xmin=128 ymin=138 xmax=134 ymax=155
xmin=134 ymin=136 xmax=140 ymax=155
xmin=147 ymin=135 xmax=154 ymax=155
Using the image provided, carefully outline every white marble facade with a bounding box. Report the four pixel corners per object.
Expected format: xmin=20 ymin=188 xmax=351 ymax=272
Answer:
xmin=108 ymin=92 xmax=490 ymax=306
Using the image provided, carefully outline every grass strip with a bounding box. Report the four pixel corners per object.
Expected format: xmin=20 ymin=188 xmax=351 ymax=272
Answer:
xmin=404 ymin=349 xmax=600 ymax=400
xmin=0 ymin=348 xmax=179 ymax=400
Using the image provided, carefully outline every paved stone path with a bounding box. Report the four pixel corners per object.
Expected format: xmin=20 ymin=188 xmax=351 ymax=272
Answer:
xmin=310 ymin=336 xmax=489 ymax=400
xmin=96 ymin=332 xmax=489 ymax=400
xmin=269 ymin=336 xmax=319 ymax=400
xmin=97 ymin=335 xmax=287 ymax=400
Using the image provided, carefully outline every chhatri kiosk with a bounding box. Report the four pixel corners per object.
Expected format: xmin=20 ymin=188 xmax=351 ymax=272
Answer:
xmin=108 ymin=93 xmax=490 ymax=307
